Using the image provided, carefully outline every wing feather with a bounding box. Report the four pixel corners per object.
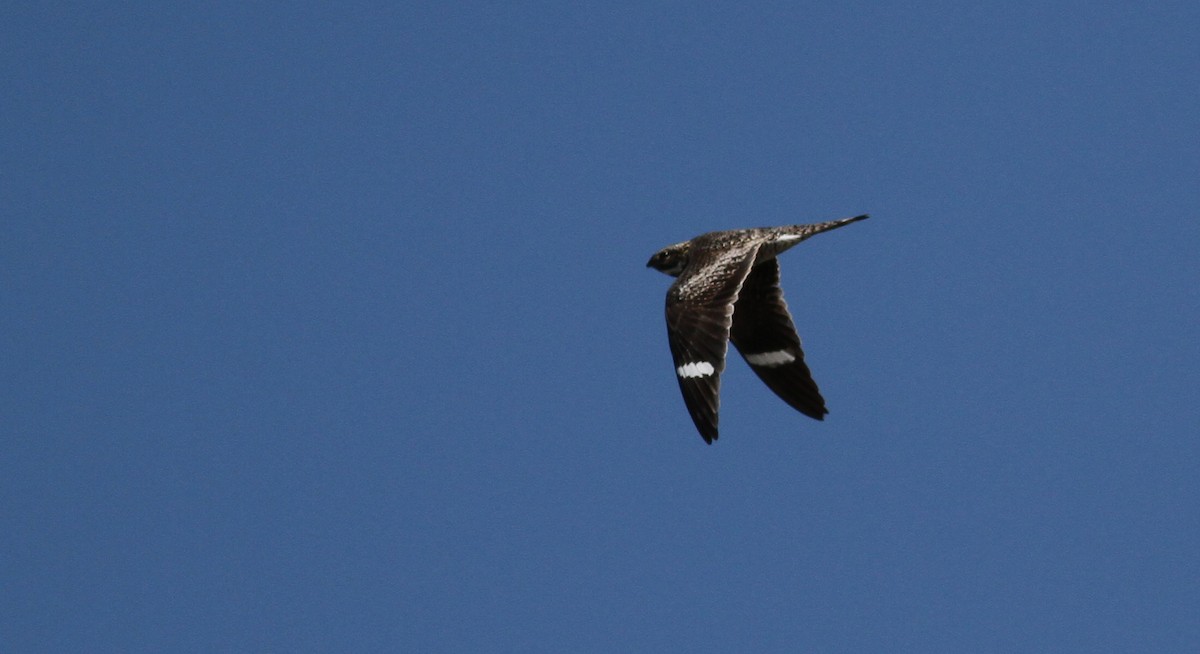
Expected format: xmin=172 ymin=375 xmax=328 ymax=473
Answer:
xmin=729 ymin=259 xmax=828 ymax=420
xmin=664 ymin=241 xmax=760 ymax=443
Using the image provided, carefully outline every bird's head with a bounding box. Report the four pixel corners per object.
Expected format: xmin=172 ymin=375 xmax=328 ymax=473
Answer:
xmin=646 ymin=242 xmax=690 ymax=277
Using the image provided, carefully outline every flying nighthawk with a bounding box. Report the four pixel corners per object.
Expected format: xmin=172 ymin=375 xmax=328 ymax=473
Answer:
xmin=646 ymin=214 xmax=868 ymax=443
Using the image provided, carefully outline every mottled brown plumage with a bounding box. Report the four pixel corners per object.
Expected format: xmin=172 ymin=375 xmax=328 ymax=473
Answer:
xmin=647 ymin=214 xmax=868 ymax=443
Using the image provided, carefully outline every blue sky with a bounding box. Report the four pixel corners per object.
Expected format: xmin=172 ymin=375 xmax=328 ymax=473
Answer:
xmin=3 ymin=2 xmax=1198 ymax=651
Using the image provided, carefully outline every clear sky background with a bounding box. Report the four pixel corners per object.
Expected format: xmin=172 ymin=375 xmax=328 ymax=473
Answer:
xmin=3 ymin=2 xmax=1198 ymax=652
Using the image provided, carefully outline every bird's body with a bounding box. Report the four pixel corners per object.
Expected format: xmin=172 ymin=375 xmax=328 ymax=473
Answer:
xmin=647 ymin=214 xmax=868 ymax=443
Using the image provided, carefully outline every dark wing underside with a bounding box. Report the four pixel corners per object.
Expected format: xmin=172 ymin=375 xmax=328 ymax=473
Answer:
xmin=729 ymin=258 xmax=828 ymax=420
xmin=665 ymin=242 xmax=760 ymax=443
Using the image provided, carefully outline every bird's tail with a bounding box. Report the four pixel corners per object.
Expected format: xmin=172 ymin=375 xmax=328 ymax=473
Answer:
xmin=789 ymin=214 xmax=869 ymax=239
xmin=768 ymin=215 xmax=868 ymax=255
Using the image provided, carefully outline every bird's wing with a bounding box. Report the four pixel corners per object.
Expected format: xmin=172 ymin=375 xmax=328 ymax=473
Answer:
xmin=729 ymin=258 xmax=828 ymax=420
xmin=665 ymin=241 xmax=761 ymax=443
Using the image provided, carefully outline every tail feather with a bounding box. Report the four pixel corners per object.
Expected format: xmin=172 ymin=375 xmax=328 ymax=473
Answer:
xmin=790 ymin=214 xmax=869 ymax=237
xmin=769 ymin=214 xmax=868 ymax=254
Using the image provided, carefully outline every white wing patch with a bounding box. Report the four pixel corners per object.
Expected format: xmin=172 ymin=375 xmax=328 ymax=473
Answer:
xmin=744 ymin=349 xmax=796 ymax=367
xmin=676 ymin=361 xmax=716 ymax=378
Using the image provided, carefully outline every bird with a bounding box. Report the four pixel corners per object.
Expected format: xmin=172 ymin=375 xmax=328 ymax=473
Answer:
xmin=646 ymin=214 xmax=868 ymax=443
